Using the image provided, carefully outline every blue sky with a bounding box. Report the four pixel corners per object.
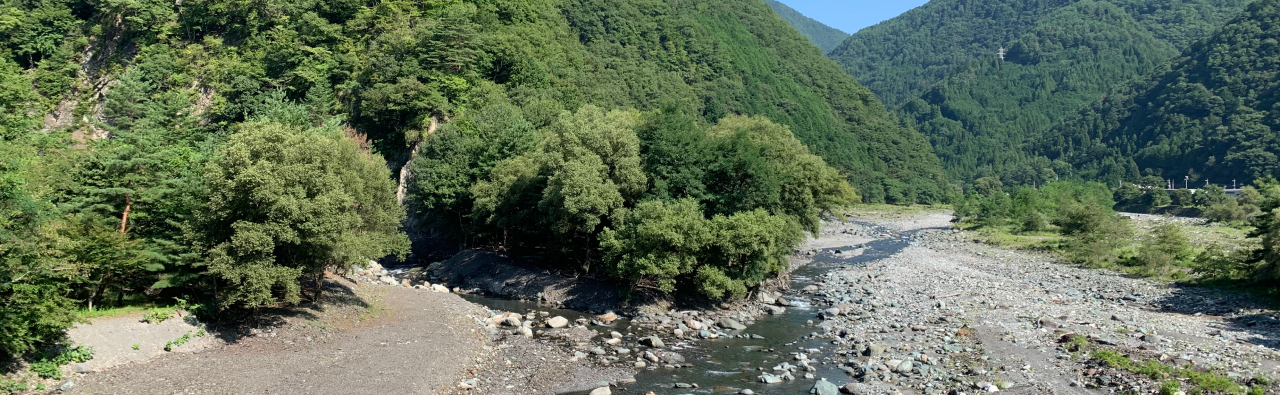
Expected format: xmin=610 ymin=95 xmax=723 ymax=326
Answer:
xmin=777 ymin=0 xmax=929 ymax=34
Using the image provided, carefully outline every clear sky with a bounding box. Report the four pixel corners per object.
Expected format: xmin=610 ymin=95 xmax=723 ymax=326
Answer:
xmin=776 ymin=0 xmax=930 ymax=34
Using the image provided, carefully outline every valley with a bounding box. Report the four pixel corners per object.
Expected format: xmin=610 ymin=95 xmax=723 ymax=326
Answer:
xmin=51 ymin=210 xmax=1280 ymax=395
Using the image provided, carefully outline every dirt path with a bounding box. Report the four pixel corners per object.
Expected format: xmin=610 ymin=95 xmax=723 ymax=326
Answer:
xmin=72 ymin=279 xmax=490 ymax=395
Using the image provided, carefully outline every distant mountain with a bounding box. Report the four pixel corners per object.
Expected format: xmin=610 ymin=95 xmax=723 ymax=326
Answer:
xmin=827 ymin=0 xmax=1251 ymax=183
xmin=1039 ymin=0 xmax=1280 ymax=185
xmin=764 ymin=0 xmax=850 ymax=54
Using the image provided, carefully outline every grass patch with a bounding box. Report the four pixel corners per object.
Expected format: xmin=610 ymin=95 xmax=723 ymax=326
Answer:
xmin=1092 ymin=349 xmax=1255 ymax=394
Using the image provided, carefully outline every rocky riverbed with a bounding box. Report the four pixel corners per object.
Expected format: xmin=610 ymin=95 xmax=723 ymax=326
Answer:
xmin=426 ymin=209 xmax=1280 ymax=395
xmin=74 ymin=209 xmax=1274 ymax=395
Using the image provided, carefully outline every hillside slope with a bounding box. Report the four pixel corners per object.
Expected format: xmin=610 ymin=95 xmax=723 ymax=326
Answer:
xmin=1038 ymin=0 xmax=1280 ymax=184
xmin=0 ymin=0 xmax=947 ymax=204
xmin=828 ymin=0 xmax=1250 ymax=183
xmin=764 ymin=0 xmax=850 ymax=54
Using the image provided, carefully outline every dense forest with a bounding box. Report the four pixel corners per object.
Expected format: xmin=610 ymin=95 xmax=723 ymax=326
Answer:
xmin=1038 ymin=0 xmax=1280 ymax=185
xmin=830 ymin=0 xmax=1252 ymax=183
xmin=0 ymin=0 xmax=946 ymax=361
xmin=764 ymin=0 xmax=849 ymax=54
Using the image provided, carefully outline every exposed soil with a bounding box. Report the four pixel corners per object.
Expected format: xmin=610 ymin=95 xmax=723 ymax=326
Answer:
xmin=70 ymin=276 xmax=492 ymax=395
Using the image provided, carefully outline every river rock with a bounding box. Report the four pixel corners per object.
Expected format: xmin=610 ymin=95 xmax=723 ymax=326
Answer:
xmin=758 ymin=291 xmax=777 ymax=305
xmin=502 ymin=316 xmax=522 ymax=327
xmin=589 ymin=387 xmax=611 ymax=395
xmin=644 ymin=351 xmax=660 ymax=362
xmin=641 ymin=336 xmax=665 ymax=348
xmin=547 ymin=316 xmax=569 ymax=329
xmin=380 ymin=276 xmax=397 ymax=285
xmin=686 ymin=319 xmax=705 ymax=331
xmin=518 ymin=326 xmax=533 ymax=337
xmin=717 ymin=318 xmax=747 ymax=331
xmin=763 ymin=305 xmax=786 ymax=315
xmin=760 ymin=374 xmax=783 ymax=384
xmin=822 ymin=307 xmax=841 ymax=319
xmin=598 ymin=312 xmax=619 ymax=324
xmin=895 ymin=360 xmax=913 ymax=373
xmin=863 ymin=344 xmax=885 ymax=357
xmin=813 ymin=380 xmax=839 ymax=395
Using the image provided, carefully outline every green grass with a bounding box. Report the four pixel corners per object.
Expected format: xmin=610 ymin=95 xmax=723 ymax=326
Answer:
xmin=1092 ymin=349 xmax=1254 ymax=394
xmin=77 ymin=302 xmax=186 ymax=320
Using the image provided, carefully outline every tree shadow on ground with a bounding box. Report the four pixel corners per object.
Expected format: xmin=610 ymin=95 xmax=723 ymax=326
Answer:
xmin=209 ymin=277 xmax=370 ymax=345
xmin=1148 ymin=282 xmax=1280 ymax=350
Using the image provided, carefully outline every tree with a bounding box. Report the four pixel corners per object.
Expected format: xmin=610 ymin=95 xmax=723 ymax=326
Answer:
xmin=1195 ymin=185 xmax=1229 ymax=207
xmin=1130 ymin=222 xmax=1194 ymax=278
xmin=1143 ymin=189 xmax=1171 ymax=208
xmin=56 ymin=214 xmax=149 ymax=311
xmin=410 ymin=102 xmax=536 ymax=243
xmin=0 ymin=144 xmax=78 ymax=357
xmin=973 ymin=177 xmax=1004 ymax=197
xmin=1057 ymin=202 xmax=1133 ymax=267
xmin=199 ymin=119 xmax=409 ymax=308
xmin=1171 ymin=189 xmax=1195 ymax=207
xmin=1114 ymin=183 xmax=1143 ymax=206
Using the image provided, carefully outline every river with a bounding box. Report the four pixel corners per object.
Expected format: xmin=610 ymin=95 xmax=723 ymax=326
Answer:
xmin=457 ymin=221 xmax=919 ymax=394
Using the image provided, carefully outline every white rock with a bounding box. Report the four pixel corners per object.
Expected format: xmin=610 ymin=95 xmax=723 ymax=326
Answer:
xmin=547 ymin=316 xmax=570 ymax=329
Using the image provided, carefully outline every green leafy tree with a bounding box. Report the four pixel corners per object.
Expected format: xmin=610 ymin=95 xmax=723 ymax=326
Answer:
xmin=1196 ymin=185 xmax=1229 ymax=207
xmin=0 ymin=143 xmax=78 ymax=357
xmin=1171 ymin=189 xmax=1195 ymax=207
xmin=410 ymin=102 xmax=536 ymax=243
xmin=1057 ymin=201 xmax=1133 ymax=267
xmin=1130 ymin=222 xmax=1194 ymax=278
xmin=199 ymin=119 xmax=409 ymax=308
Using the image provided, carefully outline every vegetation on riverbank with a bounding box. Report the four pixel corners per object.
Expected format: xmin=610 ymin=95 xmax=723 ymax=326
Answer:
xmin=955 ymin=178 xmax=1280 ymax=295
xmin=3 ymin=0 xmax=916 ymax=370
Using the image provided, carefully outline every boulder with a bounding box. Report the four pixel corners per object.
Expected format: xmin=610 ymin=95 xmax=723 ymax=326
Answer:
xmin=717 ymin=318 xmax=747 ymax=331
xmin=502 ymin=316 xmax=522 ymax=327
xmin=547 ymin=316 xmax=570 ymax=329
xmin=813 ymin=380 xmax=839 ymax=395
xmin=640 ymin=336 xmax=665 ymax=348
xmin=598 ymin=312 xmax=619 ymax=324
xmin=589 ymin=387 xmax=611 ymax=395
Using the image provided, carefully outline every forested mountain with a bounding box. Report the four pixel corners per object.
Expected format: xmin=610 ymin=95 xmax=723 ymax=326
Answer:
xmin=0 ymin=0 xmax=945 ymax=357
xmin=1037 ymin=0 xmax=1280 ymax=185
xmin=829 ymin=0 xmax=1251 ymax=183
xmin=764 ymin=0 xmax=849 ymax=54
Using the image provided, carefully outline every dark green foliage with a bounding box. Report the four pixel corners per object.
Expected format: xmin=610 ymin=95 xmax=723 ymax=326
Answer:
xmin=1040 ymin=0 xmax=1280 ymax=185
xmin=199 ymin=118 xmax=409 ymax=308
xmin=832 ymin=0 xmax=1249 ymax=108
xmin=0 ymin=0 xmax=936 ymax=363
xmin=0 ymin=143 xmax=79 ymax=358
xmin=763 ymin=0 xmax=848 ymax=54
xmin=1128 ymin=223 xmax=1194 ymax=278
xmin=830 ymin=0 xmax=1250 ymax=184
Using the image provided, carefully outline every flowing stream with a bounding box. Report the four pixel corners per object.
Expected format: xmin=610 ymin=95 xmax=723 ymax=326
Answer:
xmin=459 ymin=223 xmax=920 ymax=394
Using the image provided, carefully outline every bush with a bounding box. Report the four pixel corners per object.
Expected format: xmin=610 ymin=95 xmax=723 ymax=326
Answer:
xmin=1057 ymin=203 xmax=1133 ymax=267
xmin=1019 ymin=210 xmax=1050 ymax=233
xmin=1128 ymin=223 xmax=1194 ymax=278
xmin=1204 ymin=199 xmax=1247 ymax=223
xmin=1172 ymin=189 xmax=1195 ymax=207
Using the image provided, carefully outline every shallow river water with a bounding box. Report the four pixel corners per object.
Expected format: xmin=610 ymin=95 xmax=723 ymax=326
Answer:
xmin=461 ymin=222 xmax=919 ymax=394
